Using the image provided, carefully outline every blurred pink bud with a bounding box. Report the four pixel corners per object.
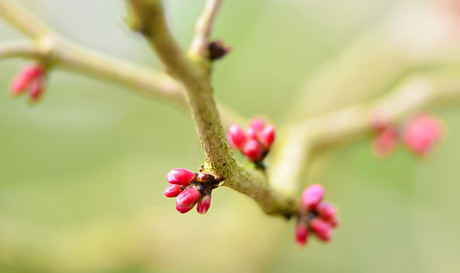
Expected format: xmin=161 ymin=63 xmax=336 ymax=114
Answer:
xmin=167 ymin=168 xmax=196 ymax=185
xmin=295 ymin=222 xmax=309 ymax=246
xmin=247 ymin=127 xmax=258 ymax=140
xmin=243 ymin=139 xmax=261 ymax=161
xmin=176 ymin=187 xmax=201 ymax=207
xmin=29 ymin=78 xmax=45 ymax=101
xmin=176 ymin=203 xmax=195 ymax=214
xmin=10 ymin=64 xmax=44 ymax=96
xmin=328 ymin=215 xmax=340 ymax=228
xmin=164 ymin=184 xmax=182 ymax=198
xmin=311 ymin=218 xmax=333 ymax=242
xmin=372 ymin=126 xmax=399 ymax=158
xmin=317 ymin=201 xmax=338 ymax=220
xmin=227 ymin=124 xmax=247 ymax=149
xmin=197 ymin=195 xmax=212 ymax=214
xmin=402 ymin=114 xmax=442 ymax=156
xmin=301 ymin=184 xmax=324 ymax=209
xmin=260 ymin=125 xmax=275 ymax=148
xmin=249 ymin=117 xmax=265 ymax=132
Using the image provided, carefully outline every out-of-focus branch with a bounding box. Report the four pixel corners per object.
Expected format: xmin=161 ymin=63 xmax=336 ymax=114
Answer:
xmin=0 ymin=41 xmax=38 ymax=59
xmin=189 ymin=0 xmax=224 ymax=58
xmin=270 ymin=73 xmax=460 ymax=196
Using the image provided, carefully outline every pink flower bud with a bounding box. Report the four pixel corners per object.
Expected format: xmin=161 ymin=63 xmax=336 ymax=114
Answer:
xmin=243 ymin=139 xmax=261 ymax=162
xmin=196 ymin=195 xmax=212 ymax=214
xmin=164 ymin=184 xmax=182 ymax=198
xmin=166 ymin=168 xmax=196 ymax=185
xmin=317 ymin=201 xmax=338 ymax=220
xmin=311 ymin=218 xmax=332 ymax=242
xmin=402 ymin=114 xmax=442 ymax=156
xmin=29 ymin=78 xmax=45 ymax=101
xmin=10 ymin=64 xmax=44 ymax=96
xmin=295 ymin=222 xmax=309 ymax=246
xmin=227 ymin=124 xmax=247 ymax=149
xmin=328 ymin=215 xmax=340 ymax=228
xmin=260 ymin=125 xmax=275 ymax=148
xmin=301 ymin=184 xmax=324 ymax=209
xmin=176 ymin=187 xmax=201 ymax=207
xmin=372 ymin=126 xmax=399 ymax=158
xmin=176 ymin=203 xmax=195 ymax=214
xmin=250 ymin=118 xmax=265 ymax=132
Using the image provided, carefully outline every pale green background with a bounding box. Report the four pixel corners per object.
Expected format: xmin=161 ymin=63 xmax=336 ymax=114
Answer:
xmin=1 ymin=1 xmax=460 ymax=273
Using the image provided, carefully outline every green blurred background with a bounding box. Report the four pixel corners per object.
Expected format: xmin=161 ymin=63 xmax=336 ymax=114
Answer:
xmin=1 ymin=0 xmax=460 ymax=272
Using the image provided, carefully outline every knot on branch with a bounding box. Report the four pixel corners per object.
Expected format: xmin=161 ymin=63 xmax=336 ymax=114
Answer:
xmin=164 ymin=168 xmax=223 ymax=214
xmin=208 ymin=39 xmax=231 ymax=61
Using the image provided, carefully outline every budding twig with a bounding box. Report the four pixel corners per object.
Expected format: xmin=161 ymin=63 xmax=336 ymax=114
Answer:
xmin=189 ymin=0 xmax=224 ymax=58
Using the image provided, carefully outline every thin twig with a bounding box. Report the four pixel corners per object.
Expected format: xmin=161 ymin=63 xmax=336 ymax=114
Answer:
xmin=189 ymin=0 xmax=224 ymax=58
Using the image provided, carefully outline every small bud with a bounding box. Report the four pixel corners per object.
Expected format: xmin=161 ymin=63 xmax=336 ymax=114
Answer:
xmin=402 ymin=114 xmax=442 ymax=156
xmin=372 ymin=126 xmax=399 ymax=158
xmin=208 ymin=40 xmax=232 ymax=61
xmin=260 ymin=125 xmax=275 ymax=148
xmin=243 ymin=139 xmax=261 ymax=162
xmin=197 ymin=195 xmax=212 ymax=214
xmin=176 ymin=187 xmax=201 ymax=207
xmin=301 ymin=184 xmax=325 ymax=210
xmin=176 ymin=203 xmax=195 ymax=214
xmin=295 ymin=222 xmax=309 ymax=246
xmin=311 ymin=218 xmax=333 ymax=242
xmin=227 ymin=124 xmax=247 ymax=149
xmin=166 ymin=168 xmax=196 ymax=185
xmin=328 ymin=215 xmax=340 ymax=228
xmin=10 ymin=64 xmax=44 ymax=96
xmin=28 ymin=78 xmax=45 ymax=102
xmin=317 ymin=201 xmax=338 ymax=220
xmin=164 ymin=184 xmax=182 ymax=198
xmin=249 ymin=118 xmax=265 ymax=133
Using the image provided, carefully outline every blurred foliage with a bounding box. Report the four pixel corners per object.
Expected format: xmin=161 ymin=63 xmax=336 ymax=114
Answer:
xmin=1 ymin=0 xmax=460 ymax=273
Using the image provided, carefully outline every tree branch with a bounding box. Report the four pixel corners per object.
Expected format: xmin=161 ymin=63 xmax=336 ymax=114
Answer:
xmin=270 ymin=73 xmax=460 ymax=197
xmin=0 ymin=41 xmax=39 ymax=59
xmin=189 ymin=0 xmax=224 ymax=58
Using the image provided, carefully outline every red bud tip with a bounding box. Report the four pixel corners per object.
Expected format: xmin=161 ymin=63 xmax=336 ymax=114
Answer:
xmin=311 ymin=218 xmax=333 ymax=242
xmin=243 ymin=139 xmax=261 ymax=162
xmin=176 ymin=187 xmax=201 ymax=207
xmin=249 ymin=118 xmax=265 ymax=133
xmin=328 ymin=215 xmax=340 ymax=228
xmin=260 ymin=125 xmax=275 ymax=148
xmin=29 ymin=78 xmax=45 ymax=101
xmin=166 ymin=168 xmax=196 ymax=185
xmin=301 ymin=184 xmax=325 ymax=209
xmin=295 ymin=223 xmax=309 ymax=246
xmin=402 ymin=114 xmax=442 ymax=156
xmin=197 ymin=195 xmax=212 ymax=214
xmin=228 ymin=124 xmax=247 ymax=149
xmin=164 ymin=184 xmax=182 ymax=198
xmin=317 ymin=201 xmax=338 ymax=219
xmin=372 ymin=126 xmax=399 ymax=158
xmin=176 ymin=203 xmax=195 ymax=214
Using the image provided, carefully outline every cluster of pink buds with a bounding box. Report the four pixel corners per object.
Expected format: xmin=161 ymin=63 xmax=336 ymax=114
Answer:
xmin=371 ymin=111 xmax=443 ymax=158
xmin=10 ymin=63 xmax=47 ymax=103
xmin=227 ymin=117 xmax=275 ymax=165
xmin=295 ymin=184 xmax=339 ymax=246
xmin=164 ymin=168 xmax=222 ymax=214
